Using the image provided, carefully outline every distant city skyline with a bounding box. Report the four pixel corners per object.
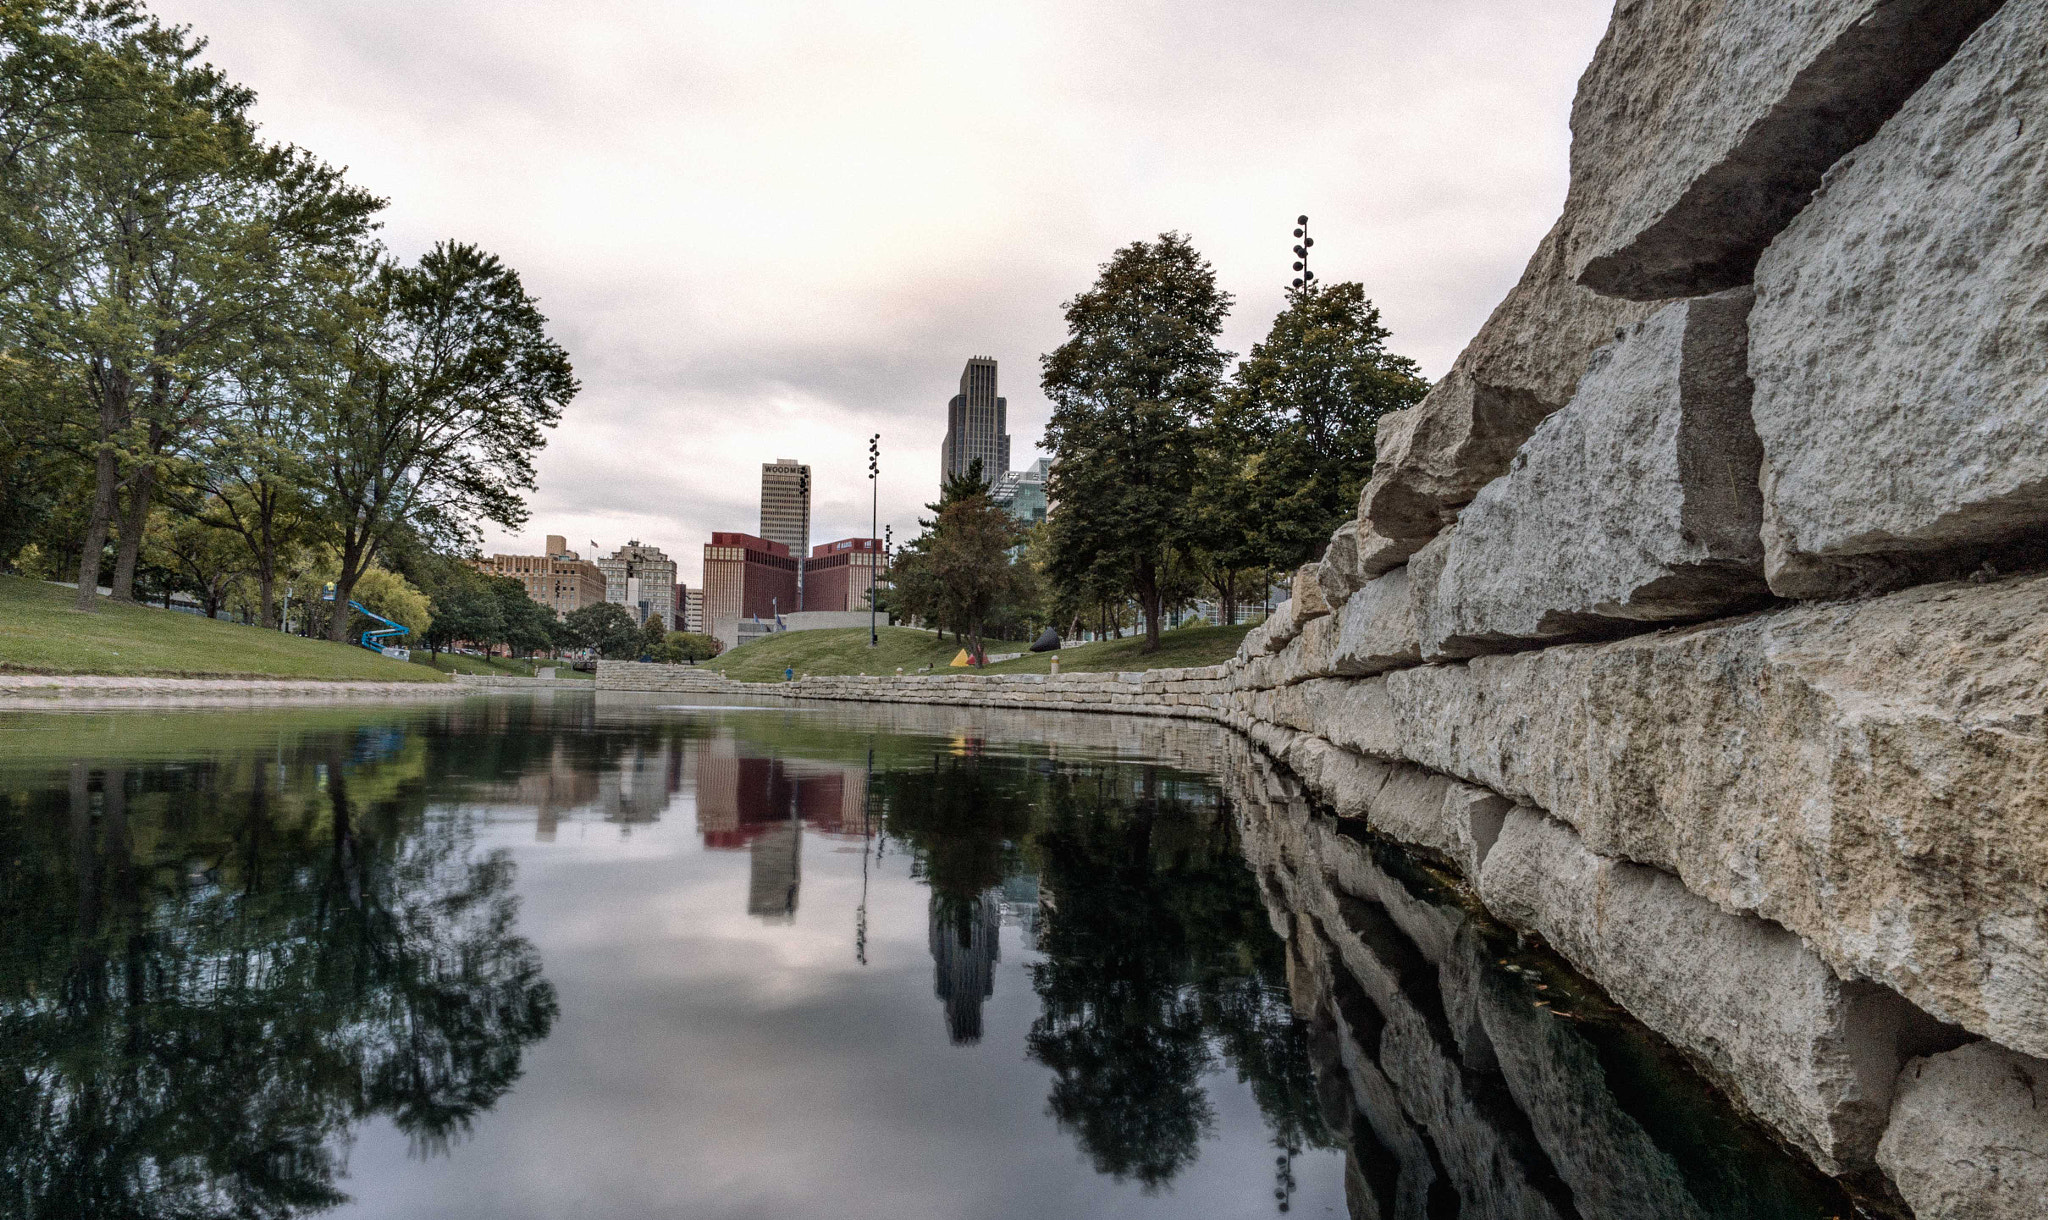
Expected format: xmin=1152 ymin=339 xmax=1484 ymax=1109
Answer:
xmin=145 ymin=2 xmax=1621 ymax=582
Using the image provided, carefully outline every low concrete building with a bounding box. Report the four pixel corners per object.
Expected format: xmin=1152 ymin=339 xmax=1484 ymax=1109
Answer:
xmin=475 ymin=535 xmax=607 ymax=618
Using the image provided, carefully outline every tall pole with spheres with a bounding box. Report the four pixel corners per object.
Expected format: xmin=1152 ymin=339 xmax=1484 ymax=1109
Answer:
xmin=868 ymin=433 xmax=880 ymax=646
xmin=1291 ymin=214 xmax=1315 ymax=295
xmin=797 ymin=467 xmax=810 ymax=610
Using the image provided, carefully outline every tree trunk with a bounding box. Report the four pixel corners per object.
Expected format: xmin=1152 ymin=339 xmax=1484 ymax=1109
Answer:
xmin=330 ymin=536 xmax=370 ymax=643
xmin=1136 ymin=558 xmax=1162 ymax=654
xmin=110 ymin=459 xmax=155 ymax=602
xmin=72 ymin=442 xmax=120 ymax=612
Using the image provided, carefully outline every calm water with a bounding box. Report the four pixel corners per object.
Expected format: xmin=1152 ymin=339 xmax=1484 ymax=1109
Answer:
xmin=0 ymin=693 xmax=1852 ymax=1219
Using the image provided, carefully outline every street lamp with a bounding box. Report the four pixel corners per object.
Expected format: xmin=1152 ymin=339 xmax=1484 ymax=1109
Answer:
xmin=1290 ymin=214 xmax=1316 ymax=294
xmin=868 ymin=433 xmax=880 ymax=647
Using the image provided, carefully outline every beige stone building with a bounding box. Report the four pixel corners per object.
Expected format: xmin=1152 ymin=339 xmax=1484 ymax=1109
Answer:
xmin=474 ymin=535 xmax=607 ymax=618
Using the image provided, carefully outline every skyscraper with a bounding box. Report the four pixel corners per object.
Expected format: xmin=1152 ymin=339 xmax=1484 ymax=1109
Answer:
xmin=759 ymin=458 xmax=811 ymax=560
xmin=940 ymin=356 xmax=1010 ymax=488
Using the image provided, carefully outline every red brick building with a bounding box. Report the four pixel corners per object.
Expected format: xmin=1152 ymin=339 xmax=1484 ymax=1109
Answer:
xmin=703 ymin=531 xmax=799 ymax=649
xmin=801 ymin=537 xmax=883 ymax=613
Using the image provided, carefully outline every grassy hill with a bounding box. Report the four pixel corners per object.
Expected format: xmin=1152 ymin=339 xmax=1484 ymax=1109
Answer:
xmin=703 ymin=625 xmax=1032 ymax=683
xmin=0 ymin=575 xmax=446 ymax=683
xmin=702 ymin=621 xmax=1254 ymax=683
xmin=982 ymin=622 xmax=1253 ymax=675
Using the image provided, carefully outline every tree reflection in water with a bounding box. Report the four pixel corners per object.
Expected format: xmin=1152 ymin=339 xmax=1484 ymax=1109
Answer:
xmin=0 ymin=738 xmax=557 ymax=1220
xmin=876 ymin=752 xmax=1331 ymax=1202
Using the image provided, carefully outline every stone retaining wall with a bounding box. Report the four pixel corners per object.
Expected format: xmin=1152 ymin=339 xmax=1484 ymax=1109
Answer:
xmin=449 ymin=673 xmax=593 ymax=689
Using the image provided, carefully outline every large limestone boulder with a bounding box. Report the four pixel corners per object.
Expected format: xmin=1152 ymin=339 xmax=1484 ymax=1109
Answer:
xmin=1478 ymin=809 xmax=1953 ymax=1174
xmin=1564 ymin=0 xmax=2004 ymax=299
xmin=1749 ymin=0 xmax=2048 ymax=599
xmin=1416 ymin=289 xmax=1768 ymax=660
xmin=1877 ymin=1040 xmax=2048 ymax=1220
xmin=1247 ymin=573 xmax=2048 ymax=1060
xmin=1355 ymin=221 xmax=1657 ymax=567
xmin=1331 ymin=567 xmax=1421 ymax=677
xmin=1311 ymin=520 xmax=1367 ymax=611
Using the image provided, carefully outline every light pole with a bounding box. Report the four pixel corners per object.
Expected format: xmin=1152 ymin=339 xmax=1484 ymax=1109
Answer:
xmin=868 ymin=433 xmax=880 ymax=646
xmin=1290 ymin=214 xmax=1315 ymax=294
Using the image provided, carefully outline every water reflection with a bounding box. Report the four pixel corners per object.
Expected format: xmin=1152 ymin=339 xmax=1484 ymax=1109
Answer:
xmin=0 ymin=696 xmax=1862 ymax=1219
xmin=0 ymin=743 xmax=557 ymax=1220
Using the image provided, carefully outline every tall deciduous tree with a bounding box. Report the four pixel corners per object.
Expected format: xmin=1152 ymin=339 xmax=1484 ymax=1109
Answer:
xmin=312 ymin=242 xmax=576 ymax=641
xmin=1220 ymin=281 xmax=1427 ymax=570
xmin=0 ymin=6 xmax=382 ymax=610
xmin=1041 ymin=233 xmax=1231 ymax=653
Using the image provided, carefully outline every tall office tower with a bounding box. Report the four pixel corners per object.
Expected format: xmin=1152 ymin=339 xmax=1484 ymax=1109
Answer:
xmin=939 ymin=356 xmax=1010 ymax=487
xmin=759 ymin=459 xmax=812 ymax=560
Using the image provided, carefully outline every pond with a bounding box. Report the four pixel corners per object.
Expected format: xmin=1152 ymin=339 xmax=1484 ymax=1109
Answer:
xmin=0 ymin=693 xmax=1854 ymax=1219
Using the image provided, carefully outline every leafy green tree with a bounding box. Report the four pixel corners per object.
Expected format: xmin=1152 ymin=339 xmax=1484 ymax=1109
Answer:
xmin=498 ymin=580 xmax=559 ymax=657
xmin=310 ymin=243 xmax=577 ymax=641
xmin=419 ymin=564 xmax=502 ymax=659
xmin=888 ymin=459 xmax=1027 ymax=660
xmin=0 ymin=6 xmax=382 ymax=611
xmin=639 ymin=613 xmax=668 ymax=658
xmin=562 ymin=600 xmax=639 ymax=660
xmin=656 ymin=631 xmax=721 ymax=663
xmin=141 ymin=500 xmax=246 ymax=617
xmin=1221 ymin=281 xmax=1427 ymax=570
xmin=1041 ymin=233 xmax=1231 ymax=653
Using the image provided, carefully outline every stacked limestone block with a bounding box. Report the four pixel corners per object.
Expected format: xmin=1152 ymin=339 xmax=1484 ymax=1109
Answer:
xmin=1250 ymin=1 xmax=2048 ymax=1213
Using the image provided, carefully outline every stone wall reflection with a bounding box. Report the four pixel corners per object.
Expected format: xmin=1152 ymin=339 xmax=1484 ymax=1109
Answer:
xmin=1222 ymin=739 xmax=1858 ymax=1220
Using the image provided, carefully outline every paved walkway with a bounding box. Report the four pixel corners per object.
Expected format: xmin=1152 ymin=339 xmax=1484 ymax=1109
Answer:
xmin=0 ymin=674 xmax=464 ymax=703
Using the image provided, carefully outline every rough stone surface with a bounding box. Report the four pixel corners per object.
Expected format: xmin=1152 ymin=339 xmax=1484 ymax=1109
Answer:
xmin=1356 ymin=222 xmax=1657 ymax=558
xmin=1477 ymin=808 xmax=1945 ymax=1173
xmin=1291 ymin=563 xmax=1332 ymax=624
xmin=1749 ymin=0 xmax=2048 ymax=599
xmin=1564 ymin=0 xmax=2005 ymax=299
xmin=1249 ymin=573 xmax=2048 ymax=1059
xmin=1313 ymin=520 xmax=1366 ymax=610
xmin=1354 ymin=519 xmax=1414 ymax=581
xmin=1330 ymin=567 xmax=1422 ymax=677
xmin=1418 ymin=289 xmax=1768 ymax=660
xmin=1877 ymin=1041 xmax=2048 ymax=1220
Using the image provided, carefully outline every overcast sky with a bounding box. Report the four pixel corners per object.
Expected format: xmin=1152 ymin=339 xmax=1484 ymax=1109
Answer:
xmin=151 ymin=0 xmax=1613 ymax=585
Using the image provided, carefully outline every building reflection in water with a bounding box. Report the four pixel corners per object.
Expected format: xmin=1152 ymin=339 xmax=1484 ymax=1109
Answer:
xmin=693 ymin=735 xmax=869 ymax=923
xmin=930 ymin=891 xmax=1002 ymax=1043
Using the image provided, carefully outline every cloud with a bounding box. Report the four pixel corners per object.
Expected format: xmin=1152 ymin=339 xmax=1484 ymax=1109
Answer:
xmin=153 ymin=0 xmax=1613 ymax=580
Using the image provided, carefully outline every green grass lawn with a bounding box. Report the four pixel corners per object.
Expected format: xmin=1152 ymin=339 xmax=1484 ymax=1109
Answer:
xmin=0 ymin=574 xmax=446 ymax=682
xmin=410 ymin=652 xmax=592 ymax=679
xmin=703 ymin=625 xmax=1033 ymax=683
xmin=982 ymin=622 xmax=1253 ymax=675
xmin=700 ymin=621 xmax=1253 ymax=682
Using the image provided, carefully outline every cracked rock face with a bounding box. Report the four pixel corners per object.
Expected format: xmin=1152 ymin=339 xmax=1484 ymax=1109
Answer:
xmin=1356 ymin=221 xmax=1657 ymax=562
xmin=1478 ymin=809 xmax=1954 ymax=1174
xmin=1417 ymin=289 xmax=1768 ymax=660
xmin=1564 ymin=0 xmax=2005 ymax=300
xmin=1750 ymin=0 xmax=2048 ymax=599
xmin=1877 ymin=1041 xmax=2048 ymax=1220
xmin=1245 ymin=573 xmax=2048 ymax=1060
